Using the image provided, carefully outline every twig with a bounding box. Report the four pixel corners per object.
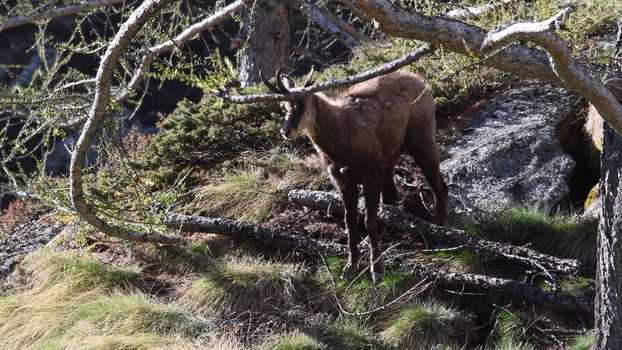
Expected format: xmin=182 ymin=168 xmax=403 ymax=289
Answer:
xmin=0 ymin=0 xmax=125 ymax=32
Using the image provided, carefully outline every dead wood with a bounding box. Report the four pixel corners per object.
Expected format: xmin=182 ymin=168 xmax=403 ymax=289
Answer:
xmin=163 ymin=212 xmax=594 ymax=315
xmin=286 ymin=189 xmax=594 ymax=276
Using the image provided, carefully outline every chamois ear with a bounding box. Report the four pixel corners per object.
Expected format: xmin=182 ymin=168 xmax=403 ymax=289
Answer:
xmin=259 ymin=69 xmax=285 ymax=94
xmin=303 ymin=66 xmax=315 ymax=87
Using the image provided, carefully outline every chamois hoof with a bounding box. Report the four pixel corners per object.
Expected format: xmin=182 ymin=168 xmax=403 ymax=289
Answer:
xmin=371 ymin=261 xmax=385 ymax=284
xmin=341 ymin=263 xmax=358 ymax=281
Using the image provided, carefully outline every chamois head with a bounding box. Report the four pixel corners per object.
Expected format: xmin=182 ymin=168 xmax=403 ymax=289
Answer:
xmin=260 ymin=68 xmax=315 ymax=140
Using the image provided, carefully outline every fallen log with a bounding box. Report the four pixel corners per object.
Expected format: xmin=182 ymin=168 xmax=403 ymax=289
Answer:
xmin=286 ymin=189 xmax=594 ymax=276
xmin=164 ymin=213 xmax=594 ymax=315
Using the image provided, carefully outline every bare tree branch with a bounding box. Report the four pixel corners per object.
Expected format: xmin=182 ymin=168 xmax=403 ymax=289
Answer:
xmin=116 ymin=0 xmax=251 ymax=103
xmin=288 ymin=0 xmax=360 ymax=48
xmin=0 ymin=0 xmax=126 ymax=32
xmin=335 ymin=0 xmax=373 ymax=22
xmin=217 ymin=43 xmax=434 ymax=103
xmin=286 ymin=189 xmax=591 ymax=276
xmin=481 ymin=5 xmax=622 ymax=135
xmin=354 ymin=0 xmax=562 ymax=83
xmin=69 ymin=0 xmax=182 ymax=245
xmin=164 ymin=212 xmax=594 ymax=314
xmin=446 ymin=0 xmax=514 ymax=20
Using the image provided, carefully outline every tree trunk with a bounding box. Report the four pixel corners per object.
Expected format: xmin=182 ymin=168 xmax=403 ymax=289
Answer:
xmin=238 ymin=0 xmax=290 ymax=87
xmin=596 ymin=123 xmax=622 ymax=349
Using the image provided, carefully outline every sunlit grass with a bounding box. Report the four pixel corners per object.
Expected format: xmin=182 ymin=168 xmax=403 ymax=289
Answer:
xmin=193 ymin=148 xmax=324 ymax=223
xmin=380 ymin=301 xmax=473 ymax=349
xmin=180 ymin=256 xmax=310 ymax=316
xmin=454 ymin=206 xmax=598 ymax=261
xmin=568 ymin=330 xmax=596 ymax=350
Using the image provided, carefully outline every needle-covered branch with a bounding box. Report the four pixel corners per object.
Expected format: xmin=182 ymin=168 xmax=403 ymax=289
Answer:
xmin=116 ymin=0 xmax=251 ymax=103
xmin=0 ymin=0 xmax=125 ymax=32
xmin=69 ymin=0 xmax=182 ymax=245
xmin=217 ymin=43 xmax=434 ymax=103
xmin=481 ymin=5 xmax=622 ymax=135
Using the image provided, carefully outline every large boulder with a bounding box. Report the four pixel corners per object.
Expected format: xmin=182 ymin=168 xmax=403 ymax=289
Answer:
xmin=441 ymin=84 xmax=577 ymax=216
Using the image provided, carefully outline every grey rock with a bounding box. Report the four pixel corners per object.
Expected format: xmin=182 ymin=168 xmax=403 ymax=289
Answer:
xmin=441 ymin=84 xmax=578 ymax=216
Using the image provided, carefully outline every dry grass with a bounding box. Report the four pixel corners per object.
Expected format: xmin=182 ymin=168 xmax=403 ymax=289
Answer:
xmin=193 ymin=148 xmax=324 ymax=223
xmin=179 ymin=255 xmax=312 ymax=316
xmin=0 ymin=249 xmax=211 ymax=350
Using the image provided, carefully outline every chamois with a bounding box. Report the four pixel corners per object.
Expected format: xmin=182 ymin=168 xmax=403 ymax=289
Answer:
xmin=261 ymin=69 xmax=448 ymax=283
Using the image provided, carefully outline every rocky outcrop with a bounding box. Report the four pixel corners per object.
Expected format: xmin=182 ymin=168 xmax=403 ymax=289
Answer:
xmin=441 ymin=84 xmax=578 ymax=216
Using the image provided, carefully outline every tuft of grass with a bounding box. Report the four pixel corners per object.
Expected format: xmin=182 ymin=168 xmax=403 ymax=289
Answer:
xmin=380 ymin=301 xmax=473 ymax=349
xmin=180 ymin=256 xmax=310 ymax=315
xmin=305 ymin=316 xmax=390 ymax=350
xmin=568 ymin=331 xmax=596 ymax=350
xmin=19 ymin=248 xmax=141 ymax=292
xmin=487 ymin=335 xmax=536 ymax=350
xmin=454 ymin=206 xmax=598 ymax=261
xmin=193 ymin=148 xmax=324 ymax=223
xmin=0 ymin=251 xmax=208 ymax=350
xmin=259 ymin=330 xmax=327 ymax=350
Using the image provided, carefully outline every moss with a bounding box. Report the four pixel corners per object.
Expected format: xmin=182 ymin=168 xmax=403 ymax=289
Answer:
xmin=584 ymin=184 xmax=599 ymax=210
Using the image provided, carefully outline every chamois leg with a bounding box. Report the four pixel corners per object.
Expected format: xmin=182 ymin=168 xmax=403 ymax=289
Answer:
xmin=363 ymin=180 xmax=384 ymax=283
xmin=406 ymin=138 xmax=449 ymax=225
xmin=381 ymin=169 xmax=398 ymax=205
xmin=340 ymin=183 xmax=361 ymax=280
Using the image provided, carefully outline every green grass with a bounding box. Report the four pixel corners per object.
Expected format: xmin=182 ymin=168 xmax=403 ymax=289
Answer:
xmin=259 ymin=330 xmax=327 ymax=350
xmin=568 ymin=331 xmax=595 ymax=350
xmin=487 ymin=335 xmax=536 ymax=350
xmin=180 ymin=256 xmax=311 ymax=316
xmin=305 ymin=317 xmax=390 ymax=350
xmin=454 ymin=206 xmax=598 ymax=261
xmin=380 ymin=301 xmax=474 ymax=349
xmin=315 ymin=256 xmax=420 ymax=314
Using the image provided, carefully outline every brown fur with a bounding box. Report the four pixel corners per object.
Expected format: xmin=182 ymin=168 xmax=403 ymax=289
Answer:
xmin=271 ymin=70 xmax=448 ymax=282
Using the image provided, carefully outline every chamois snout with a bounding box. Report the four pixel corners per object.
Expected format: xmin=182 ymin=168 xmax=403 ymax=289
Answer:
xmin=279 ymin=100 xmax=306 ymax=140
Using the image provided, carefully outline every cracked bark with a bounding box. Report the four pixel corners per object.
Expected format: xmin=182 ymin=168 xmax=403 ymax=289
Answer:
xmin=238 ymin=0 xmax=290 ymax=87
xmin=596 ymin=124 xmax=622 ymax=348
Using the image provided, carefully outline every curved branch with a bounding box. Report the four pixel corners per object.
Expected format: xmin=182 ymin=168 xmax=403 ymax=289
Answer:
xmin=0 ymin=0 xmax=125 ymax=32
xmin=116 ymin=0 xmax=251 ymax=103
xmin=354 ymin=0 xmax=563 ymax=84
xmin=69 ymin=0 xmax=182 ymax=245
xmin=481 ymin=5 xmax=622 ymax=135
xmin=218 ymin=43 xmax=435 ymax=103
